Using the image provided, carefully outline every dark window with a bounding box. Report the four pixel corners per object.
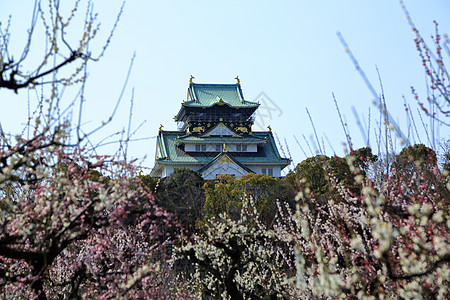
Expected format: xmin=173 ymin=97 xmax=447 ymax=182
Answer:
xmin=262 ymin=168 xmax=266 ymax=175
xmin=216 ymin=144 xmax=222 ymax=152
xmin=236 ymin=145 xmax=241 ymax=151
xmin=268 ymin=168 xmax=273 ymax=176
xmin=201 ymin=145 xmax=206 ymax=151
xmin=195 ymin=145 xmax=200 ymax=151
xmin=242 ymin=145 xmax=247 ymax=152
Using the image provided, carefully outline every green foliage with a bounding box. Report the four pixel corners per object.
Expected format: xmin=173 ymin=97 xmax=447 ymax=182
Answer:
xmin=143 ymin=168 xmax=205 ymax=233
xmin=165 ymin=168 xmax=204 ymax=187
xmin=395 ymin=144 xmax=437 ymax=174
xmin=327 ymin=155 xmax=356 ymax=193
xmin=287 ymin=155 xmax=329 ymax=195
xmin=202 ymin=173 xmax=295 ymax=226
xmin=394 ymin=144 xmax=450 ymax=206
xmin=236 ymin=173 xmax=277 ymax=220
xmin=286 ymin=147 xmax=377 ymax=198
xmin=202 ymin=174 xmax=242 ymax=222
xmin=237 ymin=173 xmax=295 ymax=224
xmin=138 ymin=174 xmax=160 ymax=193
xmin=351 ymin=147 xmax=378 ymax=171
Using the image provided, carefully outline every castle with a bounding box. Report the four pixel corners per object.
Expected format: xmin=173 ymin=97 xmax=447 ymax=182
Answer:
xmin=150 ymin=77 xmax=290 ymax=179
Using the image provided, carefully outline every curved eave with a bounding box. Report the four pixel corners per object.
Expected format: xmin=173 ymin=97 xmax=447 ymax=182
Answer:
xmin=150 ymin=160 xmax=165 ymax=177
xmin=153 ymin=160 xmax=204 ymax=166
xmin=243 ymin=159 xmax=290 ymax=165
xmin=185 ymin=101 xmax=259 ymax=108
xmin=180 ymin=101 xmax=259 ymax=110
xmin=174 ymin=106 xmax=186 ymax=121
xmin=174 ymin=102 xmax=259 ymax=121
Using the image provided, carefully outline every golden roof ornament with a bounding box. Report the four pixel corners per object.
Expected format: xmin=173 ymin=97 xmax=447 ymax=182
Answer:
xmin=189 ymin=75 xmax=195 ymax=84
xmin=267 ymin=125 xmax=272 ymax=132
xmin=159 ymin=124 xmax=164 ymax=131
xmin=222 ymin=143 xmax=228 ymax=152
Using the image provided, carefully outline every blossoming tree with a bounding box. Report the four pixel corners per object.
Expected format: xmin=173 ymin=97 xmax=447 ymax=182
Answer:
xmin=0 ymin=1 xmax=185 ymax=298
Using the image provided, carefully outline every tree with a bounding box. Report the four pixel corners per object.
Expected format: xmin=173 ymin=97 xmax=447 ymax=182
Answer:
xmin=147 ymin=168 xmax=205 ymax=234
xmin=285 ymin=155 xmax=329 ymax=195
xmin=176 ymin=199 xmax=291 ymax=299
xmin=286 ymin=147 xmax=377 ymax=198
xmin=0 ymin=0 xmax=123 ymax=93
xmin=394 ymin=144 xmax=437 ymax=173
xmin=0 ymin=1 xmax=184 ymax=298
xmin=275 ymin=150 xmax=449 ymax=298
xmin=202 ymin=174 xmax=242 ymax=222
xmin=202 ymin=173 xmax=296 ymax=226
xmin=236 ymin=173 xmax=296 ymax=225
xmin=0 ymin=128 xmax=181 ymax=298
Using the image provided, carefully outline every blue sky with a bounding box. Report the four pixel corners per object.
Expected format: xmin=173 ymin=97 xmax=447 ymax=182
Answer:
xmin=1 ymin=0 xmax=449 ymax=173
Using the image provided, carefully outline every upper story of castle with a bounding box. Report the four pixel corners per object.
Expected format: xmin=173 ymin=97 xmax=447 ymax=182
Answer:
xmin=174 ymin=76 xmax=259 ymax=135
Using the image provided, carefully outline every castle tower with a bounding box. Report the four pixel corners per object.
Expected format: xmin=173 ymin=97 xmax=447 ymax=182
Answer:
xmin=150 ymin=78 xmax=290 ymax=179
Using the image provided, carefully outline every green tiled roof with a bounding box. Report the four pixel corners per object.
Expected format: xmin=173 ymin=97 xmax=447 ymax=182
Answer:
xmin=184 ymin=83 xmax=259 ymax=108
xmin=154 ymin=130 xmax=289 ymax=165
xmin=155 ymin=131 xmax=210 ymax=164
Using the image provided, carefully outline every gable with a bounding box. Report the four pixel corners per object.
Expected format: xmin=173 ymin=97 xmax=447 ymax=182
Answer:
xmin=202 ymin=123 xmax=238 ymax=137
xmin=201 ymin=155 xmax=249 ymax=180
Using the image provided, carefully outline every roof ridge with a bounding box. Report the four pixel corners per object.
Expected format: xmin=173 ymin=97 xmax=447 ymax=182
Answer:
xmin=191 ymin=83 xmax=241 ymax=86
